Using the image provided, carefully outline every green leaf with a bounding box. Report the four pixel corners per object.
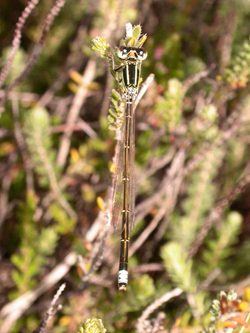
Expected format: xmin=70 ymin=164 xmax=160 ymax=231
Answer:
xmin=92 ymin=37 xmax=109 ymax=58
xmin=126 ymin=274 xmax=155 ymax=310
xmin=161 ymin=242 xmax=195 ymax=292
xmin=37 ymin=228 xmax=58 ymax=255
xmin=49 ymin=202 xmax=76 ymax=234
xmin=126 ymin=36 xmax=135 ymax=47
xmin=113 ymin=274 xmax=155 ymax=315
xmin=24 ymin=106 xmax=56 ymax=187
xmin=132 ymin=25 xmax=142 ymax=43
xmin=136 ymin=34 xmax=147 ymax=48
xmin=202 ymin=211 xmax=242 ymax=273
xmin=155 ymin=78 xmax=183 ymax=133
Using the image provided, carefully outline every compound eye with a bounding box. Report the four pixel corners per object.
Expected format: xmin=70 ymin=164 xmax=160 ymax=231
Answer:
xmin=117 ymin=46 xmax=128 ymax=59
xmin=138 ymin=48 xmax=147 ymax=60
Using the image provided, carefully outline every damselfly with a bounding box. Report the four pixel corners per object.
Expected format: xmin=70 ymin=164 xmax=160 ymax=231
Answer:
xmin=110 ymin=45 xmax=147 ymax=290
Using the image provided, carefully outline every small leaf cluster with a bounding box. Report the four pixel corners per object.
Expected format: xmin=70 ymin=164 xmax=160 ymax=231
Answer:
xmin=209 ymin=290 xmax=250 ymax=333
xmin=107 ymin=89 xmax=124 ymax=132
xmin=120 ymin=24 xmax=147 ymax=49
xmin=24 ymin=106 xmax=56 ymax=187
xmin=225 ymin=39 xmax=250 ymax=88
xmin=78 ymin=318 xmax=107 ymax=333
xmin=155 ymin=78 xmax=183 ymax=133
xmin=202 ymin=211 xmax=242 ymax=274
xmin=10 ymin=193 xmax=58 ymax=298
xmin=161 ymin=242 xmax=195 ymax=293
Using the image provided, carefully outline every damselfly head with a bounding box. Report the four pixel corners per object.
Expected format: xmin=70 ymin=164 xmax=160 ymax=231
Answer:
xmin=117 ymin=46 xmax=147 ymax=61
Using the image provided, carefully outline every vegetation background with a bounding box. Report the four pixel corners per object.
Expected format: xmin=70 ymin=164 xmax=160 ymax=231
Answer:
xmin=1 ymin=0 xmax=250 ymax=332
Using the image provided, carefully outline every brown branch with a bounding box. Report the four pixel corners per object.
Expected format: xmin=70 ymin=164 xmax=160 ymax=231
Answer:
xmin=129 ymin=150 xmax=185 ymax=258
xmin=31 ymin=283 xmax=66 ymax=333
xmin=0 ymin=253 xmax=76 ymax=333
xmin=136 ymin=288 xmax=183 ymax=333
xmin=38 ymin=0 xmax=101 ymax=108
xmin=34 ymin=129 xmax=77 ymax=220
xmin=137 ymin=147 xmax=176 ymax=189
xmin=79 ymin=187 xmax=115 ymax=284
xmin=182 ymin=65 xmax=215 ymax=95
xmin=81 ymin=227 xmax=110 ymax=284
xmin=134 ymin=74 xmax=155 ymax=108
xmin=0 ymin=201 xmax=109 ymax=333
xmin=0 ymin=89 xmax=72 ymax=108
xmin=131 ymin=263 xmax=164 ymax=274
xmin=0 ymin=0 xmax=40 ymax=89
xmin=56 ymin=60 xmax=96 ymax=167
xmin=0 ymin=0 xmax=68 ymax=110
xmin=183 ymin=107 xmax=245 ymax=176
xmin=50 ymin=120 xmax=97 ymax=138
xmin=188 ymin=169 xmax=250 ymax=259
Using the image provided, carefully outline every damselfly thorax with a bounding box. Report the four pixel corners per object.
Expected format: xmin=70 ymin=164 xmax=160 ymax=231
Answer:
xmin=115 ymin=46 xmax=147 ymax=100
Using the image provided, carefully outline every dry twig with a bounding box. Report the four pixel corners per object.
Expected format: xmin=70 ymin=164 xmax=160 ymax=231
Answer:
xmin=0 ymin=0 xmax=68 ymax=110
xmin=0 ymin=253 xmax=76 ymax=333
xmin=34 ymin=129 xmax=77 ymax=220
xmin=56 ymin=60 xmax=96 ymax=167
xmin=183 ymin=106 xmax=246 ymax=176
xmin=135 ymin=74 xmax=155 ymax=109
xmin=188 ymin=169 xmax=250 ymax=258
xmin=182 ymin=65 xmax=215 ymax=95
xmin=0 ymin=0 xmax=40 ymax=89
xmin=136 ymin=288 xmax=183 ymax=333
xmin=130 ymin=150 xmax=185 ymax=257
xmin=38 ymin=0 xmax=101 ymax=108
xmin=31 ymin=283 xmax=66 ymax=333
